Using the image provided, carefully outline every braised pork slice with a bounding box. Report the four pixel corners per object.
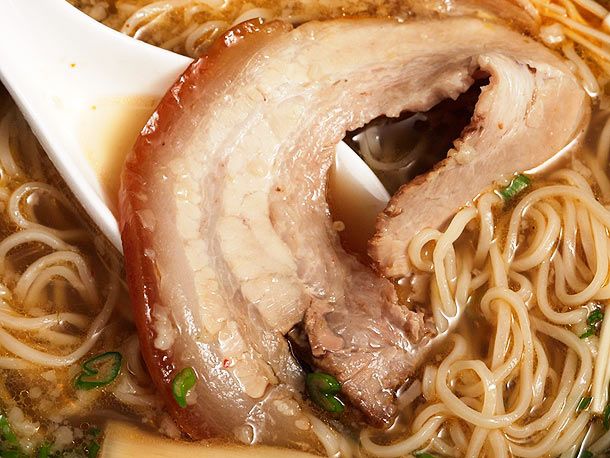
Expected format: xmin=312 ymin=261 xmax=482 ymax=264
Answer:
xmin=369 ymin=42 xmax=587 ymax=278
xmin=119 ymin=16 xmax=587 ymax=443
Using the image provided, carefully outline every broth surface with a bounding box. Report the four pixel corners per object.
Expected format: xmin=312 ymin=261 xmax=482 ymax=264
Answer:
xmin=4 ymin=1 xmax=610 ymax=457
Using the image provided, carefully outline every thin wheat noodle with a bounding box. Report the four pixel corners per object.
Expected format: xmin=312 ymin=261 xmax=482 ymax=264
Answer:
xmin=8 ymin=182 xmax=86 ymax=240
xmin=0 ymin=276 xmax=117 ymax=367
xmin=433 ymin=207 xmax=477 ymax=317
xmin=14 ymin=251 xmax=98 ymax=305
xmin=474 ymin=193 xmax=498 ymax=267
xmin=506 ymin=350 xmax=577 ymax=438
xmin=511 ymin=203 xmax=561 ymax=272
xmin=0 ymin=229 xmax=72 ymax=274
xmin=0 ymin=309 xmax=89 ymax=331
xmin=422 ymin=365 xmax=437 ymax=401
xmin=560 ymin=198 xmax=590 ymax=290
xmin=231 ymin=8 xmax=274 ymax=27
xmin=536 ymin=259 xmax=587 ymax=324
xmin=553 ymin=216 xmax=607 ymax=305
xmin=409 ymin=229 xmax=440 ymax=273
xmin=360 ymin=416 xmax=445 ymax=458
xmin=307 ymin=414 xmax=340 ymax=458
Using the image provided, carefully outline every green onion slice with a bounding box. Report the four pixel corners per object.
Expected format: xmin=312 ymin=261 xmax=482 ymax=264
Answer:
xmin=86 ymin=440 xmax=101 ymax=458
xmin=37 ymin=443 xmax=51 ymax=458
xmin=580 ymin=450 xmax=593 ymax=458
xmin=0 ymin=411 xmax=18 ymax=446
xmin=580 ymin=328 xmax=595 ymax=339
xmin=2 ymin=451 xmax=26 ymax=458
xmin=306 ymin=372 xmax=345 ymax=414
xmin=414 ymin=453 xmax=437 ymax=458
xmin=588 ymin=309 xmax=604 ymax=326
xmin=75 ymin=352 xmax=122 ymax=390
xmin=577 ymin=396 xmax=592 ymax=411
xmin=0 ymin=411 xmax=26 ymax=457
xmin=604 ymin=404 xmax=610 ymax=430
xmin=172 ymin=367 xmax=197 ymax=408
xmin=498 ymin=174 xmax=531 ymax=202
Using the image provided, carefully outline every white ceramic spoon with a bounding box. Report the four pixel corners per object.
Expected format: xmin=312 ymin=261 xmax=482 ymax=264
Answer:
xmin=0 ymin=0 xmax=389 ymax=252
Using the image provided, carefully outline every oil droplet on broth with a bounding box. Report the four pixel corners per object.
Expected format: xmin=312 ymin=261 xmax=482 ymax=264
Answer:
xmin=79 ymin=95 xmax=158 ymax=215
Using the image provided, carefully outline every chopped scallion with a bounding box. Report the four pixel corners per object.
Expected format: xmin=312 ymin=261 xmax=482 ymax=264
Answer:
xmin=579 ymin=450 xmax=594 ymax=458
xmin=577 ymin=396 xmax=592 ymax=411
xmin=37 ymin=443 xmax=51 ymax=458
xmin=306 ymin=372 xmax=345 ymax=414
xmin=580 ymin=328 xmax=595 ymax=339
xmin=0 ymin=411 xmax=26 ymax=457
xmin=414 ymin=453 xmax=437 ymax=458
xmin=580 ymin=309 xmax=605 ymax=339
xmin=588 ymin=309 xmax=604 ymax=326
xmin=604 ymin=404 xmax=610 ymax=430
xmin=86 ymin=440 xmax=101 ymax=458
xmin=498 ymin=174 xmax=531 ymax=202
xmin=75 ymin=352 xmax=122 ymax=390
xmin=0 ymin=411 xmax=18 ymax=446
xmin=172 ymin=367 xmax=197 ymax=408
xmin=2 ymin=451 xmax=26 ymax=458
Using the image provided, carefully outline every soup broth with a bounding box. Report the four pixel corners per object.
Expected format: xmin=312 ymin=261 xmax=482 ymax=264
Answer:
xmin=5 ymin=1 xmax=610 ymax=457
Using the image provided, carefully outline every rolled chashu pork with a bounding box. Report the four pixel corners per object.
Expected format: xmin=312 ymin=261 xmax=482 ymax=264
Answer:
xmin=119 ymin=15 xmax=587 ymax=449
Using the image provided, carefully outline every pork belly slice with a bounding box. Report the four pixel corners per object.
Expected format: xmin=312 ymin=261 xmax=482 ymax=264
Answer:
xmin=369 ymin=40 xmax=588 ymax=278
xmin=120 ymin=21 xmax=323 ymax=448
xmin=119 ymin=16 xmax=587 ymax=442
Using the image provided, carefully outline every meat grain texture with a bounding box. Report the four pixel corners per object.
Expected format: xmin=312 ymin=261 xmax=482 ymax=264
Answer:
xmin=119 ymin=15 xmax=587 ymax=450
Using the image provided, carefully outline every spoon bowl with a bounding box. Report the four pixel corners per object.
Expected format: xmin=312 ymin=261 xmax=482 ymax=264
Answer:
xmin=0 ymin=0 xmax=190 ymax=249
xmin=0 ymin=0 xmax=389 ymax=251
